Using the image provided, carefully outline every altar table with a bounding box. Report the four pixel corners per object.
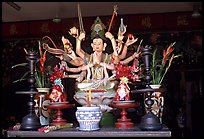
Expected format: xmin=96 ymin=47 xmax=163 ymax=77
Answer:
xmin=6 ymin=125 xmax=171 ymax=137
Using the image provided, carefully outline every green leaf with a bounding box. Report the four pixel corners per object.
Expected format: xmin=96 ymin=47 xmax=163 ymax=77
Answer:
xmin=35 ymin=72 xmax=42 ymax=88
xmin=11 ymin=63 xmax=28 ymax=69
xmin=13 ymin=78 xmax=26 ymax=83
xmin=12 ymin=72 xmax=29 ymax=84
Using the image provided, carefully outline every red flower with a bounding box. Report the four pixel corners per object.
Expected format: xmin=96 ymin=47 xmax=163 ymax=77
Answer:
xmin=167 ymin=47 xmax=173 ymax=53
xmin=163 ymin=49 xmax=166 ymax=57
xmin=162 ymin=59 xmax=167 ymax=65
xmin=39 ymin=51 xmax=47 ymax=73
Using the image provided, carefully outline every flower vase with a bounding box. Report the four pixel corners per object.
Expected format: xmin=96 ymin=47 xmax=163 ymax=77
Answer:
xmin=34 ymin=87 xmax=51 ymax=126
xmin=149 ymin=84 xmax=161 ymax=89
xmin=75 ymin=106 xmax=102 ymax=131
xmin=148 ymin=84 xmax=164 ymax=123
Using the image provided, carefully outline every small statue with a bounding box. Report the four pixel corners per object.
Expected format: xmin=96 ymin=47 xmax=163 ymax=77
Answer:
xmin=48 ymin=65 xmax=67 ymax=103
xmin=115 ymin=76 xmax=130 ymax=101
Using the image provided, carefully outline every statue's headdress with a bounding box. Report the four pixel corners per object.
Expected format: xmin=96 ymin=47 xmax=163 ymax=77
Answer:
xmin=91 ymin=16 xmax=106 ymax=41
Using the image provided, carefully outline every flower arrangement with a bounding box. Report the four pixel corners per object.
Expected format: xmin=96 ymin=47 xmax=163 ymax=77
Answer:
xmin=35 ymin=41 xmax=52 ymax=88
xmin=150 ymin=42 xmax=181 ymax=85
xmin=12 ymin=41 xmax=53 ymax=88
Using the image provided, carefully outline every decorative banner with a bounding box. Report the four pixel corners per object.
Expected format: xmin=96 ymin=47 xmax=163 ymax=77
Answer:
xmin=2 ymin=22 xmax=29 ymax=37
xmin=2 ymin=12 xmax=202 ymax=38
xmin=28 ymin=20 xmax=63 ymax=37
xmin=138 ymin=14 xmax=164 ymax=30
xmin=121 ymin=14 xmax=164 ymax=31
xmin=164 ymin=12 xmax=202 ymax=30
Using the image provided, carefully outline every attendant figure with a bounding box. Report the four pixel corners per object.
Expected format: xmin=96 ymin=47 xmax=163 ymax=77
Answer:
xmin=115 ymin=76 xmax=130 ymax=101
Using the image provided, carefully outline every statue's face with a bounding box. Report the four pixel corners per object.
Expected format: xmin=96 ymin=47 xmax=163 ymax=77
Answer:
xmin=92 ymin=38 xmax=104 ymax=52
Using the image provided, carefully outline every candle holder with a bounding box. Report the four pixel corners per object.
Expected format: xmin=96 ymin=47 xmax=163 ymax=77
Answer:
xmin=16 ymin=50 xmax=41 ymax=131
xmin=46 ymin=102 xmax=74 ymax=126
xmin=110 ymin=101 xmax=139 ymax=129
xmin=131 ymin=45 xmax=162 ymax=131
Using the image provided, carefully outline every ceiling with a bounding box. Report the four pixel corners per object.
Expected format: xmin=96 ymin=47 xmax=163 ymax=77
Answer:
xmin=2 ymin=2 xmax=202 ymax=23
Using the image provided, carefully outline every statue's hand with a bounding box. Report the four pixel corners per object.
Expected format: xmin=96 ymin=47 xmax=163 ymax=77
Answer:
xmin=132 ymin=52 xmax=141 ymax=59
xmin=80 ymin=63 xmax=93 ymax=71
xmin=69 ymin=26 xmax=79 ymax=38
xmin=42 ymin=43 xmax=49 ymax=49
xmin=76 ymin=72 xmax=84 ymax=82
xmin=125 ymin=35 xmax=138 ymax=46
xmin=103 ymin=77 xmax=109 ymax=86
xmin=61 ymin=36 xmax=70 ymax=45
xmin=99 ymin=62 xmax=105 ymax=67
xmin=59 ymin=61 xmax=67 ymax=69
xmin=105 ymin=32 xmax=113 ymax=40
xmin=78 ymin=32 xmax=85 ymax=41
